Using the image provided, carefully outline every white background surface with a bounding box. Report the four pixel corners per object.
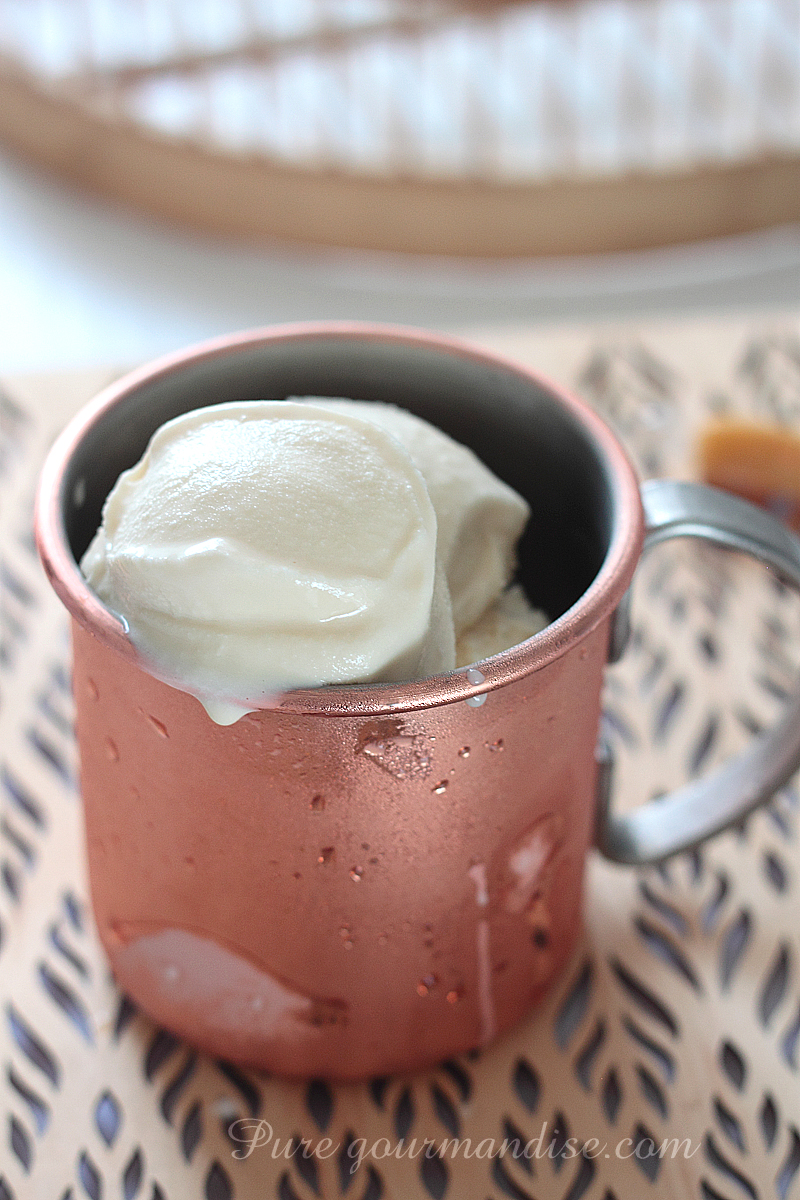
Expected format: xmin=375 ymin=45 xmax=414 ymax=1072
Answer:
xmin=2 ymin=147 xmax=800 ymax=377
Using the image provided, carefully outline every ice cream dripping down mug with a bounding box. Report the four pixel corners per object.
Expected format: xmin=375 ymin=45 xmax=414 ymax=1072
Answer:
xmin=36 ymin=323 xmax=800 ymax=1080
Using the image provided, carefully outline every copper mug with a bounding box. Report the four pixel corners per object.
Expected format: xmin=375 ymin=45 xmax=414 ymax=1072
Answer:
xmin=35 ymin=323 xmax=800 ymax=1080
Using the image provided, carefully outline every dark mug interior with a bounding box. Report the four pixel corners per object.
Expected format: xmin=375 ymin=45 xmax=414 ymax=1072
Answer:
xmin=63 ymin=333 xmax=618 ymax=625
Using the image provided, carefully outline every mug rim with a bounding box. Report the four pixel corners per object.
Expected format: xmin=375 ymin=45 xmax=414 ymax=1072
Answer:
xmin=35 ymin=321 xmax=645 ymax=716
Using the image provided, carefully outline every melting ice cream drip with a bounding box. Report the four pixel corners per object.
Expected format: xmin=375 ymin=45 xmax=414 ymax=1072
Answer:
xmin=467 ymin=861 xmax=496 ymax=1046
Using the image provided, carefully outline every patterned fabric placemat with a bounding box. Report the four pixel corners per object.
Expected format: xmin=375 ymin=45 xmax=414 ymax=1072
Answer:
xmin=1 ymin=317 xmax=799 ymax=1199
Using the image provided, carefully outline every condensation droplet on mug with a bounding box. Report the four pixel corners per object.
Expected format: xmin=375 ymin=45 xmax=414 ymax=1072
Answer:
xmin=339 ymin=925 xmax=351 ymax=940
xmin=146 ymin=714 xmax=169 ymax=738
xmin=317 ymin=846 xmax=335 ymax=865
xmin=417 ymin=974 xmax=438 ymax=996
xmin=432 ymin=780 xmax=448 ymax=794
xmin=378 ymin=933 xmax=389 ymax=946
xmin=579 ymin=647 xmax=588 ymax=660
xmin=458 ymin=746 xmax=470 ymax=758
xmin=447 ymin=987 xmax=464 ymax=1005
xmin=104 ymin=737 xmax=119 ymax=762
xmin=465 ymin=693 xmax=487 ymax=708
xmin=349 ymin=865 xmax=363 ymax=882
xmin=310 ymin=794 xmax=325 ymax=813
xmin=487 ymin=738 xmax=504 ymax=753
xmin=86 ymin=678 xmax=99 ymax=701
xmin=343 ymin=939 xmax=354 ymax=951
xmin=359 ymin=734 xmax=432 ymax=780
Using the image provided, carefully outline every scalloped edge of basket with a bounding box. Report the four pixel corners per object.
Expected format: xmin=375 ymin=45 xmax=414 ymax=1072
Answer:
xmin=2 ymin=59 xmax=800 ymax=257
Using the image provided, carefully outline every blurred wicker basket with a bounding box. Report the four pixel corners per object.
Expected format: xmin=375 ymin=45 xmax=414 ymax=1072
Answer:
xmin=0 ymin=0 xmax=798 ymax=256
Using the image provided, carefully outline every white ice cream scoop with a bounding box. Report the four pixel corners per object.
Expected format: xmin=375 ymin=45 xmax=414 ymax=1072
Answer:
xmin=81 ymin=401 xmax=454 ymax=723
xmin=299 ymin=398 xmax=531 ymax=633
xmin=455 ymin=583 xmax=549 ymax=667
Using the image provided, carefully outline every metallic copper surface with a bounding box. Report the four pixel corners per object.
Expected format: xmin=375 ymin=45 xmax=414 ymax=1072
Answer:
xmin=36 ymin=323 xmax=644 ymax=1079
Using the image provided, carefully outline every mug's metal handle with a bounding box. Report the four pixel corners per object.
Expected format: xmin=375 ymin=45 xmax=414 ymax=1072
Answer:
xmin=596 ymin=479 xmax=800 ymax=865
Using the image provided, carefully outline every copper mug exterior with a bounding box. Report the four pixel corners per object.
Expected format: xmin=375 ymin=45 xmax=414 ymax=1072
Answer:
xmin=35 ymin=323 xmax=800 ymax=1081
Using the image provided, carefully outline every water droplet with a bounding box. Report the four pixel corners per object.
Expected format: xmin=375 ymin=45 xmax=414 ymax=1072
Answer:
xmin=579 ymin=647 xmax=589 ymax=660
xmin=432 ymin=780 xmax=448 ymax=794
xmin=310 ymin=794 xmax=325 ymax=813
xmin=488 ymin=738 xmax=504 ymax=752
xmin=146 ymin=714 xmax=169 ymax=738
xmin=349 ymin=866 xmax=363 ymax=882
xmin=86 ymin=678 xmax=99 ymax=701
xmin=466 ymin=668 xmax=485 ymax=685
xmin=318 ymin=846 xmax=335 ymax=865
xmin=359 ymin=734 xmax=432 ymax=779
xmin=417 ymin=974 xmax=438 ymax=996
xmin=343 ymin=939 xmax=354 ymax=951
xmin=361 ymin=842 xmax=370 ymax=851
xmin=104 ymin=737 xmax=119 ymax=762
xmin=293 ymin=871 xmax=302 ymax=881
xmin=465 ymin=694 xmax=487 ymax=708
xmin=377 ymin=933 xmax=388 ymax=946
xmin=458 ymin=746 xmax=470 ymax=758
xmin=447 ymin=988 xmax=464 ymax=1005
xmin=339 ymin=925 xmax=351 ymax=939
xmin=369 ymin=856 xmax=379 ymax=865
